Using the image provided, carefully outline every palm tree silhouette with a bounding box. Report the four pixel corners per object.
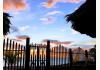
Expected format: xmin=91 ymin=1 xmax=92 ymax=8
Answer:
xmin=3 ymin=12 xmax=11 ymax=35
xmin=66 ymin=0 xmax=96 ymax=38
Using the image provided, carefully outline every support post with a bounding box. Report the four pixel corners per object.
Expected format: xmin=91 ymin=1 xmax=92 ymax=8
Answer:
xmin=25 ymin=37 xmax=30 ymax=70
xmin=69 ymin=48 xmax=73 ymax=67
xmin=46 ymin=40 xmax=50 ymax=70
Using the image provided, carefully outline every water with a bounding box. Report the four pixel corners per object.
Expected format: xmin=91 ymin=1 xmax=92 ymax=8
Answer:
xmin=50 ymin=58 xmax=69 ymax=65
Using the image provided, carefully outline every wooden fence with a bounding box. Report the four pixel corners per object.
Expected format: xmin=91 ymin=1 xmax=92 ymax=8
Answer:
xmin=3 ymin=38 xmax=95 ymax=70
xmin=3 ymin=38 xmax=26 ymax=70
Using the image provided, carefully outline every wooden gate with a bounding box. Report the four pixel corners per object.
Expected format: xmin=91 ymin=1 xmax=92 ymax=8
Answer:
xmin=28 ymin=40 xmax=50 ymax=70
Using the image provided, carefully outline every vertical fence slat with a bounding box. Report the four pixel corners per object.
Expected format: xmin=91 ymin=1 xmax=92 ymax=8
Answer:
xmin=46 ymin=40 xmax=50 ymax=70
xmin=37 ymin=46 xmax=39 ymax=70
xmin=17 ymin=44 xmax=20 ymax=70
xmin=69 ymin=48 xmax=73 ymax=67
xmin=12 ymin=41 xmax=14 ymax=70
xmin=30 ymin=55 xmax=32 ymax=70
xmin=3 ymin=39 xmax=5 ymax=55
xmin=23 ymin=46 xmax=25 ymax=69
xmin=51 ymin=48 xmax=53 ymax=66
xmin=62 ymin=46 xmax=63 ymax=65
xmin=42 ymin=48 xmax=43 ymax=70
xmin=25 ymin=38 xmax=30 ymax=70
xmin=40 ymin=55 xmax=42 ymax=69
xmin=5 ymin=38 xmax=9 ymax=70
xmin=15 ymin=42 xmax=17 ymax=70
xmin=57 ymin=45 xmax=61 ymax=64
xmin=18 ymin=45 xmax=21 ymax=70
xmin=56 ymin=46 xmax=58 ymax=65
xmin=64 ymin=48 xmax=67 ymax=65
xmin=8 ymin=39 xmax=12 ymax=70
xmin=33 ymin=49 xmax=35 ymax=70
xmin=15 ymin=42 xmax=18 ymax=70
xmin=54 ymin=47 xmax=55 ymax=67
xmin=35 ymin=55 xmax=36 ymax=70
xmin=13 ymin=41 xmax=16 ymax=70
xmin=44 ymin=54 xmax=46 ymax=68
xmin=19 ymin=45 xmax=22 ymax=70
xmin=6 ymin=38 xmax=9 ymax=70
xmin=3 ymin=39 xmax=6 ymax=70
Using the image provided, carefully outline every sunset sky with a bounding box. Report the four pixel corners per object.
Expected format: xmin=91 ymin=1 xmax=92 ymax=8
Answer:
xmin=4 ymin=0 xmax=95 ymax=44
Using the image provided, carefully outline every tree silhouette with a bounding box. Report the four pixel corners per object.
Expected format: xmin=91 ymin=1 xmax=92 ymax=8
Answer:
xmin=89 ymin=45 xmax=96 ymax=62
xmin=3 ymin=12 xmax=11 ymax=35
xmin=66 ymin=0 xmax=96 ymax=38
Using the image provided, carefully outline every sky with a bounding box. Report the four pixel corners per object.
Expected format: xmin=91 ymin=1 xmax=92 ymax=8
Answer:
xmin=4 ymin=0 xmax=95 ymax=44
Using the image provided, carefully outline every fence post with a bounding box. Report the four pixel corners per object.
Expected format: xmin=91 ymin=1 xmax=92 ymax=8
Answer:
xmin=37 ymin=46 xmax=39 ymax=70
xmin=46 ymin=40 xmax=50 ymax=70
xmin=25 ymin=37 xmax=30 ymax=70
xmin=69 ymin=48 xmax=73 ymax=67
xmin=85 ymin=50 xmax=88 ymax=65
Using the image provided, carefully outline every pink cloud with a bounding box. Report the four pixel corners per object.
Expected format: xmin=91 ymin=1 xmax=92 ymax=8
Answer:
xmin=41 ymin=0 xmax=59 ymax=8
xmin=40 ymin=17 xmax=55 ymax=24
xmin=16 ymin=35 xmax=30 ymax=40
xmin=66 ymin=0 xmax=80 ymax=3
xmin=41 ymin=0 xmax=84 ymax=8
xmin=3 ymin=0 xmax=28 ymax=11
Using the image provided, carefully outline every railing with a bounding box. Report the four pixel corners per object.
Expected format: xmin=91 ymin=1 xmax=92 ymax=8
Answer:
xmin=3 ymin=38 xmax=95 ymax=70
xmin=3 ymin=38 xmax=26 ymax=70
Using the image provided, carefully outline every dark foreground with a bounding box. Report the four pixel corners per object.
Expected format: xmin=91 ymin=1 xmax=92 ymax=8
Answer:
xmin=3 ymin=62 xmax=96 ymax=70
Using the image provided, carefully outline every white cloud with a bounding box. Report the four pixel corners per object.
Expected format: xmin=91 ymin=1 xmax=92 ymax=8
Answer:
xmin=5 ymin=34 xmax=16 ymax=39
xmin=46 ymin=10 xmax=63 ymax=16
xmin=72 ymin=29 xmax=80 ymax=34
xmin=40 ymin=18 xmax=48 ymax=21
xmin=19 ymin=25 xmax=29 ymax=32
xmin=18 ymin=25 xmax=38 ymax=32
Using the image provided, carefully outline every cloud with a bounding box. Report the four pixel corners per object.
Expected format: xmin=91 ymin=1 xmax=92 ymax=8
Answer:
xmin=46 ymin=10 xmax=63 ymax=16
xmin=16 ymin=35 xmax=30 ymax=40
xmin=71 ymin=29 xmax=80 ymax=34
xmin=66 ymin=0 xmax=80 ymax=3
xmin=13 ymin=25 xmax=38 ymax=33
xmin=3 ymin=0 xmax=28 ymax=11
xmin=5 ymin=34 xmax=16 ymax=39
xmin=18 ymin=25 xmax=29 ymax=32
xmin=41 ymin=0 xmax=84 ymax=8
xmin=41 ymin=1 xmax=56 ymax=8
xmin=79 ymin=40 xmax=96 ymax=45
xmin=40 ymin=16 xmax=55 ymax=24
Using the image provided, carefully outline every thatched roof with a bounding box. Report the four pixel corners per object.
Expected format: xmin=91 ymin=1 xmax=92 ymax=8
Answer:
xmin=66 ymin=0 xmax=96 ymax=38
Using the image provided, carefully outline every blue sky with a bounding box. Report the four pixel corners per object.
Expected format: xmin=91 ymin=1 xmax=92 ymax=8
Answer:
xmin=4 ymin=0 xmax=95 ymax=43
